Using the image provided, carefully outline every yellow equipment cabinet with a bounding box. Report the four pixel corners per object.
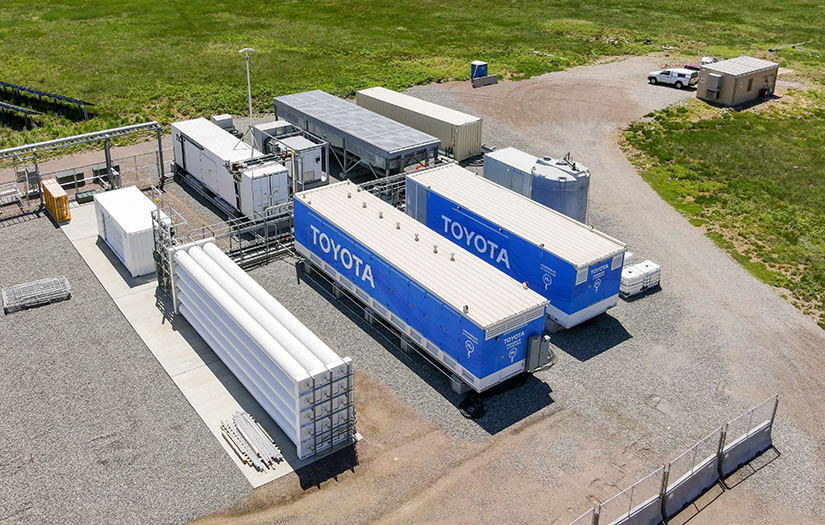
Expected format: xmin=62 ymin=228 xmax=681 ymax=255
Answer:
xmin=42 ymin=179 xmax=70 ymax=222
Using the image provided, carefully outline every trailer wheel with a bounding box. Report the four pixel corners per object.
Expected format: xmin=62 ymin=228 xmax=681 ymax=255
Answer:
xmin=459 ymin=393 xmax=485 ymax=419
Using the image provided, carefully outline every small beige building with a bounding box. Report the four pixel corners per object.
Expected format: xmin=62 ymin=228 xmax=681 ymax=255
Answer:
xmin=696 ymin=56 xmax=779 ymax=106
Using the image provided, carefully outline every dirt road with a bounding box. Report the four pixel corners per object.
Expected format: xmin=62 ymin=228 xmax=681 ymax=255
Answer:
xmin=192 ymin=55 xmax=825 ymax=524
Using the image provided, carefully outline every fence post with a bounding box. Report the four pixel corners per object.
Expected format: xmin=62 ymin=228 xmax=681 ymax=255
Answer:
xmin=770 ymin=394 xmax=780 ymax=427
xmin=716 ymin=423 xmax=728 ymax=480
xmin=659 ymin=463 xmax=670 ymax=518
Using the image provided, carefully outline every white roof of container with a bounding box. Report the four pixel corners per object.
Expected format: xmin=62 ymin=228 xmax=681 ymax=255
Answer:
xmin=409 ymin=164 xmax=625 ymax=268
xmin=297 ymin=181 xmax=547 ymax=330
xmin=485 ymin=147 xmax=538 ymax=172
xmin=703 ymin=56 xmax=778 ymax=77
xmin=94 ymin=186 xmax=166 ymax=234
xmin=173 ymin=117 xmax=264 ymax=163
xmin=279 ymin=135 xmax=318 ymax=150
xmin=358 ymin=87 xmax=481 ymax=127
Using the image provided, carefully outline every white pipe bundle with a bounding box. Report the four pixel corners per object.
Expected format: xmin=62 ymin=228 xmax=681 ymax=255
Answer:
xmin=173 ymin=244 xmax=354 ymax=459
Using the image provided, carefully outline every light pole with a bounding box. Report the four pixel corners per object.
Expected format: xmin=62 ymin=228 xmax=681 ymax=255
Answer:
xmin=238 ymin=47 xmax=255 ymax=157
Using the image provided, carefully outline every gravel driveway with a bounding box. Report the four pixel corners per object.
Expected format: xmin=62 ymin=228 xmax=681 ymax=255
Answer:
xmin=204 ymin=56 xmax=825 ymax=524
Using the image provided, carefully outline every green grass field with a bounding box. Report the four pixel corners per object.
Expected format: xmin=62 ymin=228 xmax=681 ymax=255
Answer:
xmin=1 ymin=1 xmax=823 ymax=326
xmin=0 ymin=0 xmax=823 ymax=147
xmin=625 ymin=90 xmax=825 ymax=328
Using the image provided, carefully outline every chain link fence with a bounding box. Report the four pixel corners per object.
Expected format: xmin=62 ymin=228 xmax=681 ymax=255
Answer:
xmin=0 ymin=148 xmax=171 ymax=217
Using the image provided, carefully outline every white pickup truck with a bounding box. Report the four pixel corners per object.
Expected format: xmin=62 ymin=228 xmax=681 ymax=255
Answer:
xmin=647 ymin=68 xmax=698 ymax=89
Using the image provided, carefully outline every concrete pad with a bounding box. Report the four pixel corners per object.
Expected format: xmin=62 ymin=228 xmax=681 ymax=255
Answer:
xmin=114 ymin=287 xmax=219 ymax=377
xmin=74 ymin=235 xmax=156 ymax=299
xmin=61 ymin=202 xmax=99 ymax=241
xmin=57 ymin=206 xmax=352 ymax=488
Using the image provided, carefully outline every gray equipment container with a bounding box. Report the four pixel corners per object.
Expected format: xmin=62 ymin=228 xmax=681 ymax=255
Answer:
xmin=252 ymin=121 xmax=297 ymax=152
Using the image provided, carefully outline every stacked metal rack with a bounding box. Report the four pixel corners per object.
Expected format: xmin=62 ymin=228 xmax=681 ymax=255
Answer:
xmin=221 ymin=412 xmax=283 ymax=471
xmin=2 ymin=276 xmax=71 ymax=314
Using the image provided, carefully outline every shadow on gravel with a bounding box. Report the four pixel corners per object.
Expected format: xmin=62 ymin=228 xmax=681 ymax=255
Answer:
xmin=296 ymin=263 xmax=554 ymax=435
xmin=549 ymin=312 xmax=632 ymax=361
xmin=0 ymin=208 xmax=43 ymax=228
xmin=295 ymin=444 xmax=359 ymax=490
xmin=170 ymin=173 xmax=234 ymax=222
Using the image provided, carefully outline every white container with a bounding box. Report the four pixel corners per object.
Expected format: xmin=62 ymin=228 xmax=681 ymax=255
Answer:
xmin=356 ymin=86 xmax=482 ymax=161
xmin=172 ymin=118 xmax=289 ymax=218
xmin=210 ymin=114 xmax=234 ymax=132
xmin=252 ymin=121 xmax=296 ymax=152
xmin=172 ymin=241 xmax=355 ymax=459
xmin=638 ymin=260 xmax=661 ymax=287
xmin=94 ymin=186 xmax=169 ymax=277
xmin=620 ymin=265 xmax=644 ymax=296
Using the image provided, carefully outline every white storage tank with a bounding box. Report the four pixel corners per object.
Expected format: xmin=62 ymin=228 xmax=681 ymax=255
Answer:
xmin=171 ymin=240 xmax=356 ymax=459
xmin=483 ymin=147 xmax=590 ymax=224
xmin=355 ymin=86 xmax=482 ymax=161
xmin=94 ymin=186 xmax=169 ymax=277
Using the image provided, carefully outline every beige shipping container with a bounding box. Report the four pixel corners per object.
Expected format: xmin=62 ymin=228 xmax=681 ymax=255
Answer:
xmin=356 ymin=86 xmax=482 ymax=161
xmin=696 ymin=56 xmax=779 ymax=107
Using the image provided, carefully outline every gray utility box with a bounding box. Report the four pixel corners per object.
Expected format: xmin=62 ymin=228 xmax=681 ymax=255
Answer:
xmin=252 ymin=121 xmax=297 ymax=152
xmin=276 ymin=135 xmax=324 ymax=188
xmin=526 ymin=335 xmax=554 ymax=372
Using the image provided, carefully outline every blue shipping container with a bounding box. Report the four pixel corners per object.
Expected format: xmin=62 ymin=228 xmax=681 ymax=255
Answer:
xmin=293 ymin=183 xmax=547 ymax=392
xmin=406 ymin=165 xmax=626 ymax=329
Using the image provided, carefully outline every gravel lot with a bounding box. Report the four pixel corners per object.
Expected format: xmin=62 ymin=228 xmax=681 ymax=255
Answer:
xmin=201 ymin=56 xmax=825 ymax=524
xmin=0 ymin=216 xmax=249 ymax=523
xmin=4 ymin=55 xmax=822 ymax=524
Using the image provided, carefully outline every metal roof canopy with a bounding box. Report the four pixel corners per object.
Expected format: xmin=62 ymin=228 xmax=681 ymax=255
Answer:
xmin=409 ymin=164 xmax=625 ymax=268
xmin=274 ymin=90 xmax=440 ymax=177
xmin=702 ymin=56 xmax=779 ymax=77
xmin=297 ymin=181 xmax=547 ymax=330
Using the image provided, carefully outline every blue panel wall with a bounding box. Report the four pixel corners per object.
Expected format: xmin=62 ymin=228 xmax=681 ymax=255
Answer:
xmin=407 ymin=178 xmax=622 ymax=316
xmin=294 ymin=198 xmax=542 ymax=381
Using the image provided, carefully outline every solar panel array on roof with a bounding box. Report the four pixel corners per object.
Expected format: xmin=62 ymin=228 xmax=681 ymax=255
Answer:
xmin=275 ymin=90 xmax=439 ymax=154
xmin=274 ymin=90 xmax=440 ymax=176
